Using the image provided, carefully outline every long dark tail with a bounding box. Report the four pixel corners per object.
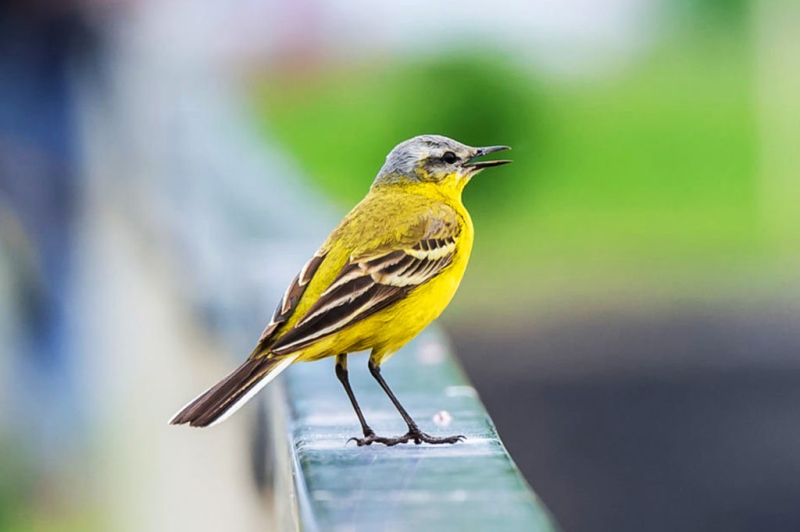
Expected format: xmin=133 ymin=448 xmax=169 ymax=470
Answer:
xmin=170 ymin=354 xmax=297 ymax=428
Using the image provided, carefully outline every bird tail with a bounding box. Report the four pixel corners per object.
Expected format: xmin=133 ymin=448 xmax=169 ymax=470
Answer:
xmin=169 ymin=354 xmax=297 ymax=428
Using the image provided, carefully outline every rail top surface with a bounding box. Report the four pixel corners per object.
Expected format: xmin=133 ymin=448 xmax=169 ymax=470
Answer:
xmin=267 ymin=330 xmax=558 ymax=531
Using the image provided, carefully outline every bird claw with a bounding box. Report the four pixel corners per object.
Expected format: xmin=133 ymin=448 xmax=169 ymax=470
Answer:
xmin=405 ymin=431 xmax=465 ymax=445
xmin=348 ymin=432 xmax=401 ymax=447
xmin=348 ymin=430 xmax=465 ymax=447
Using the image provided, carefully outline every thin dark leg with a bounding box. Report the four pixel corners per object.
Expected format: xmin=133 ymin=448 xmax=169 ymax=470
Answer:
xmin=335 ymin=354 xmax=405 ymax=447
xmin=334 ymin=354 xmax=374 ymax=438
xmin=368 ymin=358 xmax=419 ymax=431
xmin=367 ymin=358 xmax=464 ymax=446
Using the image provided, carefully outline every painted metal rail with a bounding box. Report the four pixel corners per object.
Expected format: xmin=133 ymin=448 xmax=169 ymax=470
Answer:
xmin=264 ymin=331 xmax=558 ymax=531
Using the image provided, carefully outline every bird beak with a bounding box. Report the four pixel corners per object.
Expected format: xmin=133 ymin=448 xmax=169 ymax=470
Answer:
xmin=463 ymin=145 xmax=512 ymax=170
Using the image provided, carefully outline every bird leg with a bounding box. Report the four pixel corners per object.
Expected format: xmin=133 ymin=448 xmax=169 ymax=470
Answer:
xmin=335 ymin=355 xmax=405 ymax=446
xmin=335 ymin=354 xmax=377 ymax=440
xmin=361 ymin=357 xmax=464 ymax=446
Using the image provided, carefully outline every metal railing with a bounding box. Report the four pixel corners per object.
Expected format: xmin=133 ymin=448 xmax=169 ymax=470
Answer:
xmin=264 ymin=331 xmax=558 ymax=531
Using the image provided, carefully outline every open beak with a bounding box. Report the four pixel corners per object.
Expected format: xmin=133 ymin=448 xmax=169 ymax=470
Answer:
xmin=463 ymin=145 xmax=512 ymax=170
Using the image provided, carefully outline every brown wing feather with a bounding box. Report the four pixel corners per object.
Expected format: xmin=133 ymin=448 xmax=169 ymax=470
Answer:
xmin=254 ymin=252 xmax=326 ymax=350
xmin=269 ymin=235 xmax=457 ymax=356
xmin=169 ymin=356 xmax=285 ymax=427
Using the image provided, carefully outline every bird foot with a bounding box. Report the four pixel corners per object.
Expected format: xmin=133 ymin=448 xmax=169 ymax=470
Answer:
xmin=348 ymin=429 xmax=465 ymax=447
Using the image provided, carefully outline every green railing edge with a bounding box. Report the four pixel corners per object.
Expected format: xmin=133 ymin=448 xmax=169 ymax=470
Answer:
xmin=264 ymin=329 xmax=560 ymax=531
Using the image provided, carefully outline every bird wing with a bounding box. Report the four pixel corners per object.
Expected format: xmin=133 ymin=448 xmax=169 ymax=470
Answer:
xmin=266 ymin=221 xmax=460 ymax=356
xmin=254 ymin=251 xmax=327 ymax=347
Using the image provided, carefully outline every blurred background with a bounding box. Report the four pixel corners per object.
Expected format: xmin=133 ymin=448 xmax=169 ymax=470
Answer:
xmin=1 ymin=0 xmax=799 ymax=530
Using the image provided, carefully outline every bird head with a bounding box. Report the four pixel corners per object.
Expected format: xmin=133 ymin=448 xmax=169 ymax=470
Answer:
xmin=373 ymin=135 xmax=511 ymax=192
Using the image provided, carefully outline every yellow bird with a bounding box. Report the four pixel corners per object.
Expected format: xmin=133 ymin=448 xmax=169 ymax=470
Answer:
xmin=170 ymin=135 xmax=511 ymax=446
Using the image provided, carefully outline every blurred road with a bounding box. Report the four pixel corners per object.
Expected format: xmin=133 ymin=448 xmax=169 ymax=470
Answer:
xmin=454 ymin=307 xmax=800 ymax=532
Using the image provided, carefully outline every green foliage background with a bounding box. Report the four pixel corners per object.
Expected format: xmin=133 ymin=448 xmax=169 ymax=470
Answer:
xmin=254 ymin=10 xmax=793 ymax=317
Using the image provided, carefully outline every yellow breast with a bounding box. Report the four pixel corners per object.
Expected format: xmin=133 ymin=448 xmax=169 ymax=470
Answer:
xmin=294 ymin=189 xmax=474 ymax=364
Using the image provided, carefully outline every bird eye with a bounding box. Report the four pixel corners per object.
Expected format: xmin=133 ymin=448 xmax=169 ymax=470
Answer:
xmin=442 ymin=151 xmax=458 ymax=164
